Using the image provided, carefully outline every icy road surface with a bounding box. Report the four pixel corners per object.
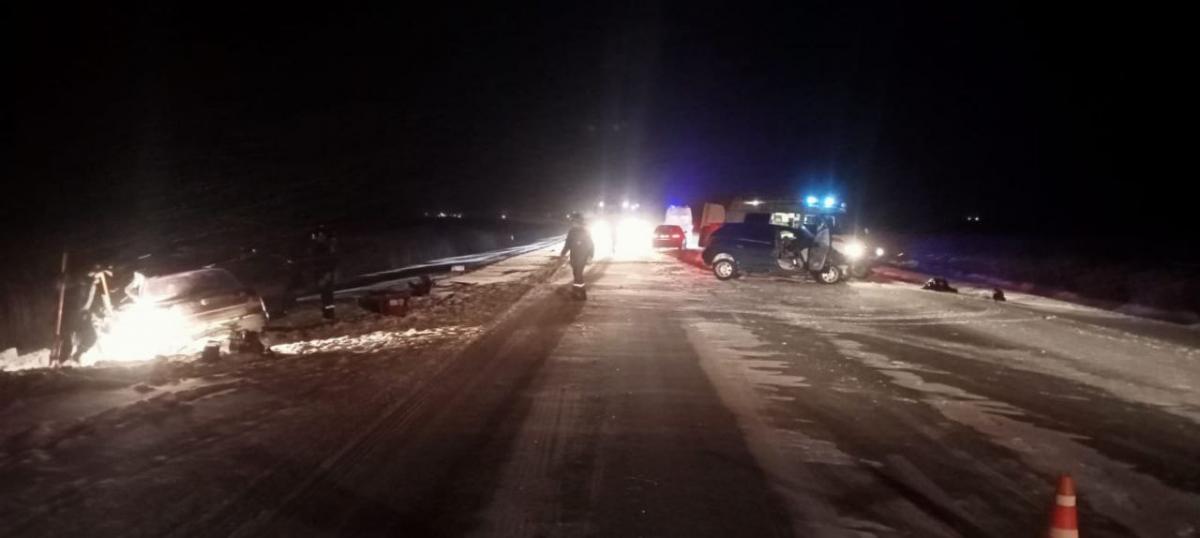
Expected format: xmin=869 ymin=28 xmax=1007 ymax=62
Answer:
xmin=2 ymin=250 xmax=1198 ymax=537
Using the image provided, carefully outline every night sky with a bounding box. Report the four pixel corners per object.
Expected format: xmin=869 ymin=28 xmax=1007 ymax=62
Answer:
xmin=5 ymin=2 xmax=1189 ymax=242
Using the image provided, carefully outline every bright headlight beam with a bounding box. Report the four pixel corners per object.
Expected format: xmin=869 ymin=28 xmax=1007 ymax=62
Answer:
xmin=589 ymin=217 xmax=654 ymax=260
xmin=843 ymin=240 xmax=866 ymax=260
xmin=589 ymin=219 xmax=612 ymax=257
xmin=84 ymin=301 xmax=197 ymax=364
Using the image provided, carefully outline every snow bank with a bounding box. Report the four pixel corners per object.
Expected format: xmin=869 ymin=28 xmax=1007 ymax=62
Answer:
xmin=272 ymin=326 xmax=480 ymax=355
xmin=0 ymin=347 xmax=51 ymax=372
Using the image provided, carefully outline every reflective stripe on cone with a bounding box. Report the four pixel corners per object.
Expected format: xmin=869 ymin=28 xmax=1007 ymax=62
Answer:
xmin=1048 ymin=474 xmax=1079 ymax=538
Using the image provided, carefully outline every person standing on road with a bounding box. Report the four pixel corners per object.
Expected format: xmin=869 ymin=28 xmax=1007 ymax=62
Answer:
xmin=310 ymin=226 xmax=339 ymax=320
xmin=55 ymin=269 xmax=96 ymax=365
xmin=560 ymin=213 xmax=594 ymax=299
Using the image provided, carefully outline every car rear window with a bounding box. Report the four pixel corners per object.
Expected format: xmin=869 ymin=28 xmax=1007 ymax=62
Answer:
xmin=143 ymin=269 xmax=242 ymax=302
xmin=655 ymin=225 xmax=682 ymax=234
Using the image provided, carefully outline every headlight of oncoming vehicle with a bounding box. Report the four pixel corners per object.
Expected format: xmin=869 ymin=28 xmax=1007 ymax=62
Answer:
xmin=843 ymin=240 xmax=866 ymax=260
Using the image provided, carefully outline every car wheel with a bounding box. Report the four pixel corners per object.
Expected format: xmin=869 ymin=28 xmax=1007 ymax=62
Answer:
xmin=713 ymin=259 xmax=737 ymax=281
xmin=814 ymin=265 xmax=843 ymax=284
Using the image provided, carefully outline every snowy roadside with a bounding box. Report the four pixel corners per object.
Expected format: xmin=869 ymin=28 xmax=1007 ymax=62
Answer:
xmin=873 ymin=262 xmax=1200 ymax=326
xmin=265 ymin=241 xmax=564 ymax=343
xmin=871 ymin=232 xmax=1200 ymax=326
xmin=1 ymin=241 xmax=564 ymax=397
xmin=0 ymin=244 xmax=565 ymax=535
xmin=0 ymin=240 xmax=565 ymax=373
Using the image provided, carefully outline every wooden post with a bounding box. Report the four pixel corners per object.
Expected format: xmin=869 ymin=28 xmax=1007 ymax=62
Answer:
xmin=50 ymin=250 xmax=69 ymax=366
xmin=98 ymin=269 xmax=113 ymax=313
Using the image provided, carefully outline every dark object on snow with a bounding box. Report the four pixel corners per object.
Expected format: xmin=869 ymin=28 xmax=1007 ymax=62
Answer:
xmin=358 ymin=290 xmax=410 ymax=316
xmin=922 ymin=277 xmax=958 ymax=293
xmin=409 ymin=275 xmax=433 ymax=297
xmin=201 ymin=342 xmax=221 ymax=362
xmin=992 ymin=288 xmax=1007 ymax=302
xmin=230 ymin=330 xmax=266 ymax=354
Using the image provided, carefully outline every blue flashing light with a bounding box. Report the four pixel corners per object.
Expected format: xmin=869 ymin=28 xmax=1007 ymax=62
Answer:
xmin=805 ymin=195 xmax=819 ymax=206
xmin=823 ymin=196 xmax=836 ymax=208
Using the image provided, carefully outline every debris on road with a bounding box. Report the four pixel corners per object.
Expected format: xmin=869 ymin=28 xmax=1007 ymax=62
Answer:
xmin=921 ymin=277 xmax=958 ymax=293
xmin=357 ymin=289 xmax=413 ymax=316
xmin=409 ymin=274 xmax=433 ymax=296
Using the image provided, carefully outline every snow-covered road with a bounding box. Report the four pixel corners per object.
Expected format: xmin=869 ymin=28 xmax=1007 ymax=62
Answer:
xmin=1 ymin=249 xmax=1197 ymax=536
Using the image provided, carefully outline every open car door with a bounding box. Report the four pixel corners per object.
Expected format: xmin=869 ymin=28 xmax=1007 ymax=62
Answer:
xmin=807 ymin=224 xmax=832 ymax=270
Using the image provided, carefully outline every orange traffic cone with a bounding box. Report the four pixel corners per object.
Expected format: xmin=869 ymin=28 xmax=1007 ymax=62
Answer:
xmin=1048 ymin=473 xmax=1079 ymax=538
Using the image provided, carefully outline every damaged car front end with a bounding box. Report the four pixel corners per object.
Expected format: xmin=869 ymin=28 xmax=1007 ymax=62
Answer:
xmin=87 ymin=268 xmax=267 ymax=362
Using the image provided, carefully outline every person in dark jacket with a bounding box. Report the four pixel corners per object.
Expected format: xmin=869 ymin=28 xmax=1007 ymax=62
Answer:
xmin=560 ymin=213 xmax=594 ymax=299
xmin=57 ymin=272 xmax=96 ymax=365
xmin=310 ymin=226 xmax=339 ymax=320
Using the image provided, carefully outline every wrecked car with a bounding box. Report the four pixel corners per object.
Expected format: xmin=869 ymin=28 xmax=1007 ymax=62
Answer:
xmin=701 ymin=222 xmax=850 ymax=283
xmin=90 ymin=268 xmax=267 ymax=360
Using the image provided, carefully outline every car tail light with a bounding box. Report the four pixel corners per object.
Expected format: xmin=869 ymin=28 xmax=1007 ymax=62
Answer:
xmin=670 ymin=234 xmax=681 ymax=238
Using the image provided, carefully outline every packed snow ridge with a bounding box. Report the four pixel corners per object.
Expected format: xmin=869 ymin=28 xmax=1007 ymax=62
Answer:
xmin=272 ymin=326 xmax=481 ymax=355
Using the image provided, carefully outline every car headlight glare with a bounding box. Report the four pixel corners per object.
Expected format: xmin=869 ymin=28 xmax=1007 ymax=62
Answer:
xmin=843 ymin=241 xmax=866 ymax=260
